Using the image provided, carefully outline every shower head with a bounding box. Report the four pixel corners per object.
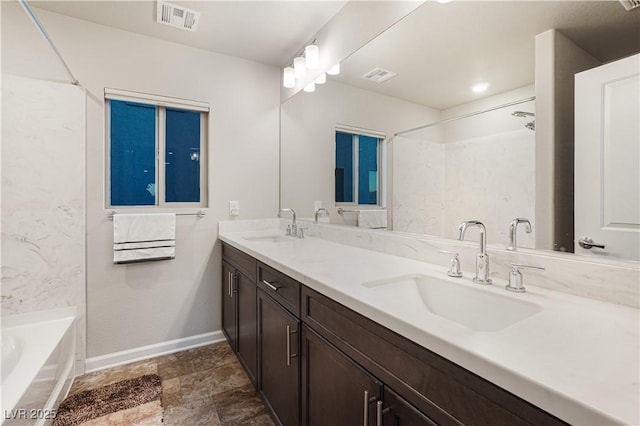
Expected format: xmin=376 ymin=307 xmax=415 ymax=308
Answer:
xmin=512 ymin=111 xmax=535 ymax=118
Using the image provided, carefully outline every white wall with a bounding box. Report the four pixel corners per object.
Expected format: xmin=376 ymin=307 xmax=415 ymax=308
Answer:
xmin=280 ymin=80 xmax=440 ymax=222
xmin=2 ymin=3 xmax=280 ymax=363
xmin=534 ymin=29 xmax=600 ymax=252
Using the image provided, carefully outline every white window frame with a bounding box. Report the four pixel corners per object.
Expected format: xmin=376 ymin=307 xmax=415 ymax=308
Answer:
xmin=335 ymin=124 xmax=386 ymax=208
xmin=105 ymin=88 xmax=209 ymax=209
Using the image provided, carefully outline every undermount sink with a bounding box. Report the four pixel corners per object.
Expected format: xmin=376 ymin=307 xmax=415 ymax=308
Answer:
xmin=362 ymin=274 xmax=541 ymax=332
xmin=243 ymin=235 xmax=291 ymax=243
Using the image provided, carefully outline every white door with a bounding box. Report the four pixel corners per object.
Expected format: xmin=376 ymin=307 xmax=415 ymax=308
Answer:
xmin=575 ymin=54 xmax=640 ymax=261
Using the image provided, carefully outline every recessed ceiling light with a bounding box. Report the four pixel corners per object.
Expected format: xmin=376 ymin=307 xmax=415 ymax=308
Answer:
xmin=437 ymin=0 xmax=454 ymax=3
xmin=471 ymin=82 xmax=490 ymax=93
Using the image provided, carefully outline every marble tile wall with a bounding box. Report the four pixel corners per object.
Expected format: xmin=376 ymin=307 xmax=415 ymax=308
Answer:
xmin=392 ymin=136 xmax=445 ymax=235
xmin=1 ymin=74 xmax=86 ymax=366
xmin=443 ymin=129 xmax=535 ymax=247
xmin=392 ymin=129 xmax=535 ymax=248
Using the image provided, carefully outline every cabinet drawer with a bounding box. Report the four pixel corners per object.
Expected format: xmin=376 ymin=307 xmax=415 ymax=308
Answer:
xmin=258 ymin=262 xmax=300 ymax=316
xmin=301 ymin=285 xmax=567 ymax=426
xmin=222 ymin=242 xmax=257 ymax=282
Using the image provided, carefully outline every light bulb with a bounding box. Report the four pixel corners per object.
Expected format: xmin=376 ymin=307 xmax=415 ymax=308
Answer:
xmin=471 ymin=82 xmax=490 ymax=93
xmin=283 ymin=67 xmax=295 ymax=88
xmin=303 ymin=83 xmax=316 ymax=93
xmin=315 ymin=73 xmax=326 ymax=84
xmin=294 ymin=56 xmax=306 ymax=78
xmin=305 ymin=44 xmax=319 ymax=69
xmin=327 ymin=63 xmax=340 ymax=75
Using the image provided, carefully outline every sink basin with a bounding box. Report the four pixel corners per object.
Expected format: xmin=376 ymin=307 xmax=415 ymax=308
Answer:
xmin=363 ymin=274 xmax=541 ymax=332
xmin=243 ymin=235 xmax=291 ymax=243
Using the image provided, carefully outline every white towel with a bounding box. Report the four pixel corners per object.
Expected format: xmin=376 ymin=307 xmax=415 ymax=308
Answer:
xmin=113 ymin=213 xmax=176 ymax=264
xmin=358 ymin=209 xmax=387 ymax=229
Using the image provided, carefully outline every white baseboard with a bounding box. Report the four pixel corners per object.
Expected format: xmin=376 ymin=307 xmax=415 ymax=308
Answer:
xmin=85 ymin=330 xmax=225 ymax=373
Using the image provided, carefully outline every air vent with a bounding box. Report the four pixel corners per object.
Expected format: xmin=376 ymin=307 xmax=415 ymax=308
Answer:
xmin=619 ymin=0 xmax=640 ymax=10
xmin=361 ymin=67 xmax=397 ymax=84
xmin=156 ymin=1 xmax=200 ymax=32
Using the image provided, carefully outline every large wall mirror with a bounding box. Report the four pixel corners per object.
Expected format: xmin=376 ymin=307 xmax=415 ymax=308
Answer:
xmin=280 ymin=1 xmax=640 ymax=261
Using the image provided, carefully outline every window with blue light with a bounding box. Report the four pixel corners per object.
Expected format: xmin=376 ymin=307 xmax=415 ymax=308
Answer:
xmin=335 ymin=130 xmax=382 ymax=205
xmin=110 ymin=100 xmax=156 ymax=206
xmin=165 ymin=109 xmax=201 ymax=203
xmin=107 ymin=93 xmax=207 ymax=208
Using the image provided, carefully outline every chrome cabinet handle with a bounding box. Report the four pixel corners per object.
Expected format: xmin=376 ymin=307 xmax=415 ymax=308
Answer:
xmin=285 ymin=325 xmax=298 ymax=366
xmin=262 ymin=279 xmax=280 ymax=292
xmin=363 ymin=391 xmax=369 ymax=426
xmin=363 ymin=390 xmax=378 ymax=425
xmin=227 ymin=272 xmax=232 ymax=297
xmin=286 ymin=325 xmax=291 ymax=366
xmin=578 ymin=237 xmax=605 ymax=250
xmin=376 ymin=400 xmax=383 ymax=426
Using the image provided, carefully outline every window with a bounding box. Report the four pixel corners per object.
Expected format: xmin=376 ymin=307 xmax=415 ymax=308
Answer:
xmin=335 ymin=128 xmax=384 ymax=205
xmin=106 ymin=89 xmax=208 ymax=207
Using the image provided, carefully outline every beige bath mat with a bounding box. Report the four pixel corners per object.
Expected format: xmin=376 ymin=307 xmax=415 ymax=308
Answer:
xmin=53 ymin=374 xmax=163 ymax=426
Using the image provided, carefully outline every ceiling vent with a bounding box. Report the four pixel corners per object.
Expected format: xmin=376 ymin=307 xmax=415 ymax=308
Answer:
xmin=361 ymin=67 xmax=397 ymax=84
xmin=156 ymin=1 xmax=200 ymax=32
xmin=619 ymin=0 xmax=640 ymax=10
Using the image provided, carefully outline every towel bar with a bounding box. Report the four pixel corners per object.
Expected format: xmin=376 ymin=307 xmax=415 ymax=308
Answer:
xmin=337 ymin=208 xmax=360 ymax=215
xmin=108 ymin=210 xmax=206 ymax=220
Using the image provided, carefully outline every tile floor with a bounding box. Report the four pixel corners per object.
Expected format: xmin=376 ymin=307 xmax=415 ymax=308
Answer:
xmin=69 ymin=341 xmax=275 ymax=425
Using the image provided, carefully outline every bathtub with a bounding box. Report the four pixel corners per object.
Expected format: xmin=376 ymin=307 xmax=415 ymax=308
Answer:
xmin=1 ymin=308 xmax=76 ymax=425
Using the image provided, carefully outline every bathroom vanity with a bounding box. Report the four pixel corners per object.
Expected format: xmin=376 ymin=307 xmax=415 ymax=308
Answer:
xmin=219 ymin=221 xmax=638 ymax=426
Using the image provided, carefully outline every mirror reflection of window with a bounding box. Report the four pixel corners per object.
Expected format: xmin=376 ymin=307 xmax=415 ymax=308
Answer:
xmin=335 ymin=130 xmax=382 ymax=206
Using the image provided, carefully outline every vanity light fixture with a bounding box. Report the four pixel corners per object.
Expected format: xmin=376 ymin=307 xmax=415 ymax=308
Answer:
xmin=305 ymin=44 xmax=319 ymax=69
xmin=471 ymin=82 xmax=490 ymax=93
xmin=294 ymin=56 xmax=307 ymax=78
xmin=283 ymin=66 xmax=296 ymax=88
xmin=282 ymin=42 xmax=330 ymax=89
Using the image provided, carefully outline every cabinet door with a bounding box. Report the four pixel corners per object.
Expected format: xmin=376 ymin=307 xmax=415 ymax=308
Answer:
xmin=236 ymin=270 xmax=257 ymax=384
xmin=258 ymin=289 xmax=300 ymax=426
xmin=301 ymin=324 xmax=382 ymax=426
xmin=382 ymin=387 xmax=437 ymax=426
xmin=222 ymin=260 xmax=237 ymax=351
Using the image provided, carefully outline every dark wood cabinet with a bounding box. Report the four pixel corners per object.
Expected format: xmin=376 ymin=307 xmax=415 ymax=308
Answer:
xmin=381 ymin=387 xmax=437 ymax=426
xmin=257 ymin=288 xmax=300 ymax=426
xmin=221 ymin=245 xmax=258 ymax=385
xmin=301 ymin=324 xmax=382 ymax=426
xmin=236 ymin=270 xmax=257 ymax=383
xmin=221 ymin=243 xmax=568 ymax=426
xmin=221 ymin=260 xmax=237 ymax=351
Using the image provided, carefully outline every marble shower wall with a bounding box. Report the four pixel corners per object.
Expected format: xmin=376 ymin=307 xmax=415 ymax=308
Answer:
xmin=443 ymin=129 xmax=535 ymax=247
xmin=392 ymin=129 xmax=535 ymax=248
xmin=1 ymin=74 xmax=86 ymax=364
xmin=392 ymin=136 xmax=445 ymax=235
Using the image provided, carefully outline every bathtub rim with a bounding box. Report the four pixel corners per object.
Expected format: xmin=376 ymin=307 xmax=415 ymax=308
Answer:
xmin=1 ymin=306 xmax=76 ymax=422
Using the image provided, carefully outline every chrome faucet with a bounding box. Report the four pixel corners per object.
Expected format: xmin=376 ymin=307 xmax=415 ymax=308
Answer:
xmin=506 ymin=218 xmax=532 ymax=251
xmin=278 ymin=208 xmax=297 ymax=236
xmin=457 ymin=220 xmax=492 ymax=285
xmin=314 ymin=207 xmax=329 ymax=224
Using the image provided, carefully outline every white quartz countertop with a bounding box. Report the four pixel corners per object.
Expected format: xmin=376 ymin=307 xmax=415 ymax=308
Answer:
xmin=219 ymin=230 xmax=639 ymax=425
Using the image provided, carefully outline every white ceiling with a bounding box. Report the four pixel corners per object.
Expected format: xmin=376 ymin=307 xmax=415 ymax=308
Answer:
xmin=334 ymin=1 xmax=640 ymax=110
xmin=29 ymin=0 xmax=640 ymax=109
xmin=31 ymin=0 xmax=347 ymax=66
